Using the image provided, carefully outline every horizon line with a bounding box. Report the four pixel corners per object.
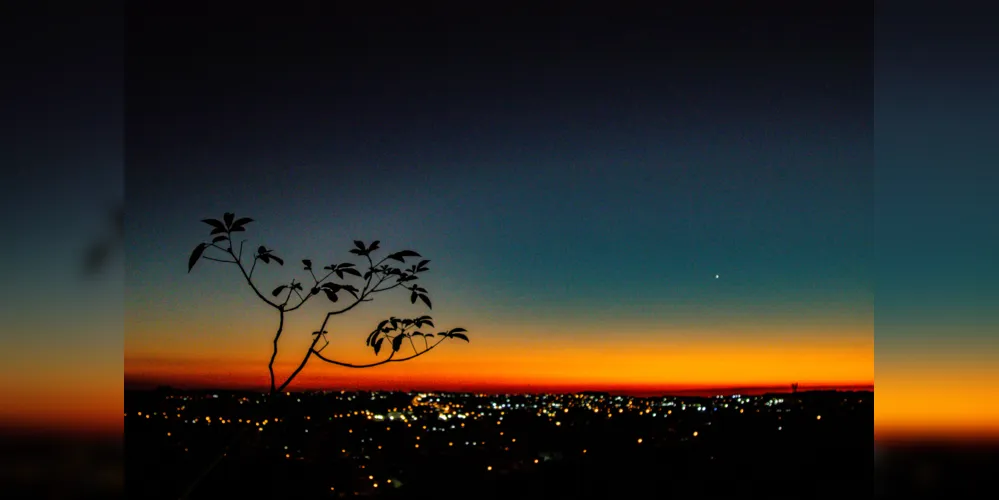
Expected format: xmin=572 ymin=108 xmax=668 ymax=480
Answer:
xmin=124 ymin=380 xmax=873 ymax=397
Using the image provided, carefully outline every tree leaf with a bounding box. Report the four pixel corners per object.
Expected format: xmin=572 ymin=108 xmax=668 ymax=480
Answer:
xmin=260 ymin=255 xmax=271 ymax=264
xmin=202 ymin=219 xmax=226 ymax=232
xmin=349 ymin=248 xmax=363 ymax=255
xmin=272 ymin=285 xmax=287 ymax=296
xmin=374 ymin=338 xmax=384 ymax=355
xmin=292 ymin=283 xmax=303 ymax=290
xmin=353 ymin=240 xmax=365 ymax=251
xmin=335 ymin=270 xmax=344 ymax=279
xmin=368 ymin=240 xmax=380 ymax=252
xmin=257 ymin=246 xmax=267 ymax=255
xmin=310 ymin=287 xmax=320 ymax=295
xmin=387 ymin=252 xmax=406 ymax=263
xmin=338 ymin=262 xmax=355 ymax=268
xmin=271 ymin=255 xmax=284 ymax=266
xmin=451 ymin=333 xmax=470 ymax=342
xmin=397 ymin=250 xmax=421 ymax=259
xmin=410 ymin=291 xmax=418 ymax=304
xmin=212 ymin=235 xmax=228 ymax=243
xmin=341 ymin=285 xmax=359 ymax=298
xmin=324 ymin=289 xmax=339 ymax=302
xmin=449 ymin=328 xmax=467 ymax=334
xmin=231 ymin=217 xmax=253 ymax=230
xmin=302 ymin=259 xmax=312 ymax=270
xmin=340 ymin=268 xmax=361 ymax=278
xmin=377 ymin=319 xmax=389 ymax=331
xmin=188 ymin=243 xmax=207 ymax=272
xmin=418 ymin=294 xmax=432 ymax=309
xmin=391 ymin=335 xmax=405 ymax=352
xmin=223 ymin=212 xmax=235 ymax=228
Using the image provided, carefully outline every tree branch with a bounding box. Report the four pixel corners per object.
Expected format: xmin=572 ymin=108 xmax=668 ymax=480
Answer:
xmin=371 ymin=282 xmax=404 ymax=294
xmin=268 ymin=310 xmax=284 ymax=394
xmin=283 ymin=269 xmax=336 ymax=313
xmin=202 ymin=255 xmax=237 ymax=264
xmin=279 ymin=281 xmax=297 ymax=308
xmin=311 ymin=336 xmax=446 ymax=368
xmin=248 ymin=255 xmax=259 ymax=280
xmin=320 ymin=261 xmax=382 ymax=316
xmin=276 ymin=327 xmax=324 ymax=393
xmin=226 ymin=248 xmax=278 ymax=309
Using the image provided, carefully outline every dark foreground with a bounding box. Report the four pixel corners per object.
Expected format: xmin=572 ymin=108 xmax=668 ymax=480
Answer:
xmin=124 ymin=389 xmax=871 ymax=499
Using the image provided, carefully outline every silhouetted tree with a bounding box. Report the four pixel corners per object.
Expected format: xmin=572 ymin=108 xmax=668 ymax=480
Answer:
xmin=188 ymin=212 xmax=470 ymax=394
xmin=791 ymin=382 xmax=799 ymax=394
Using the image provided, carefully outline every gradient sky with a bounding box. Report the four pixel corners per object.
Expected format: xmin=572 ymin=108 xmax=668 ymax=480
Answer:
xmin=123 ymin=10 xmax=874 ymax=402
xmin=874 ymin=12 xmax=999 ymax=440
xmin=3 ymin=7 xmax=995 ymax=442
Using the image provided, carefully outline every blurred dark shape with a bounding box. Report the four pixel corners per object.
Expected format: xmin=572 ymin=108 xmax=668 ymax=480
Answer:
xmin=0 ymin=433 xmax=122 ymax=499
xmin=82 ymin=203 xmax=123 ymax=277
xmin=875 ymin=442 xmax=999 ymax=499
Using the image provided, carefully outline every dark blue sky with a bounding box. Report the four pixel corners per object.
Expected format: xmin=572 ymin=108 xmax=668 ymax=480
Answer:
xmin=126 ymin=8 xmax=873 ymax=338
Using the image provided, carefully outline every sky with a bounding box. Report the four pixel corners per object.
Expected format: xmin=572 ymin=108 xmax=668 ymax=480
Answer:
xmin=2 ymin=7 xmax=995 ymax=442
xmin=2 ymin=14 xmax=122 ymax=434
xmin=123 ymin=10 xmax=874 ymax=404
xmin=873 ymin=12 xmax=999 ymax=441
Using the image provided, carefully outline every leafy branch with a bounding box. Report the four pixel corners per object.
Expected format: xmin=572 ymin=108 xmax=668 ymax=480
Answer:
xmin=310 ymin=317 xmax=468 ymax=368
xmin=188 ymin=212 xmax=471 ymax=394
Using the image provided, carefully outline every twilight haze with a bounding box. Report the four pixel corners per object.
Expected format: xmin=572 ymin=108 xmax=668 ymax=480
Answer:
xmin=125 ymin=10 xmax=872 ymax=408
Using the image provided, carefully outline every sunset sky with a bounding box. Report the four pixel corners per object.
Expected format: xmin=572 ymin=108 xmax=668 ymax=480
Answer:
xmin=0 ymin=8 xmax=971 ymax=439
xmin=121 ymin=11 xmax=874 ymax=400
xmin=3 ymin=7 xmax=996 ymax=445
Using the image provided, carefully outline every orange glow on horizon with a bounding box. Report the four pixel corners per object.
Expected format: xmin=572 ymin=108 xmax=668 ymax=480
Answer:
xmin=876 ymin=356 xmax=999 ymax=441
xmin=126 ymin=329 xmax=873 ymax=395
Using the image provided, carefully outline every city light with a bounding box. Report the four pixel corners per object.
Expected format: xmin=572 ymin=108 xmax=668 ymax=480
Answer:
xmin=127 ymin=389 xmax=863 ymax=491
